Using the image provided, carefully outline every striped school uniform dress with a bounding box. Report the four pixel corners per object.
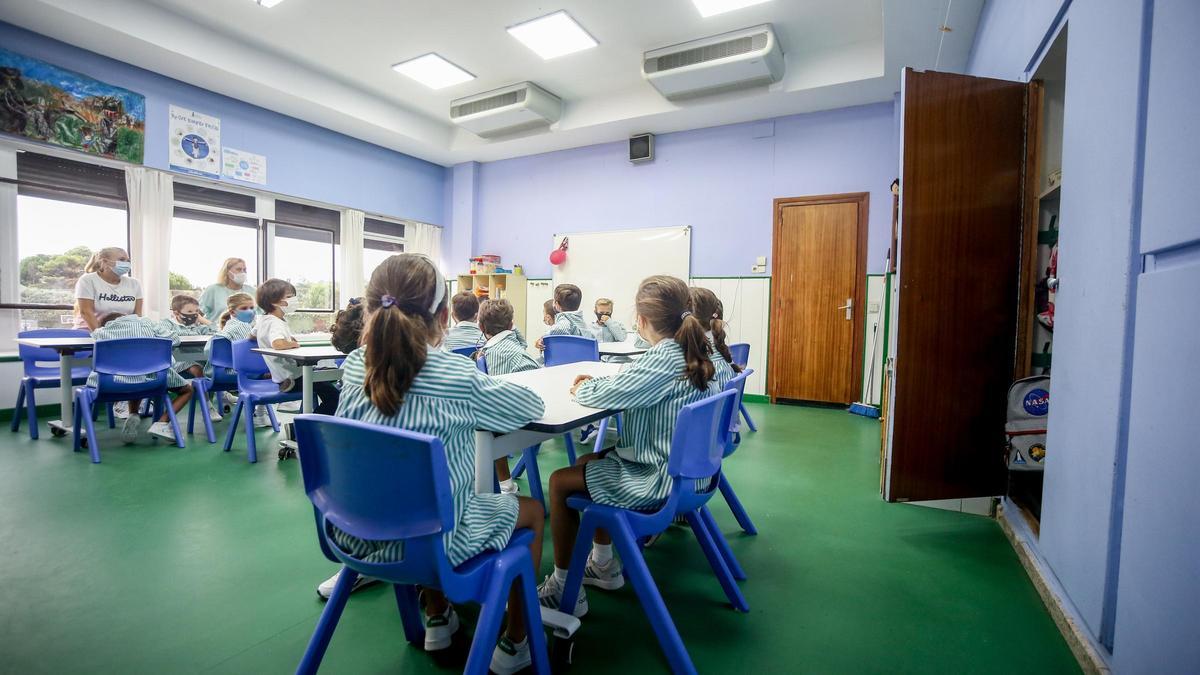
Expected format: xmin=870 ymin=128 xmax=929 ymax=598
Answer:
xmin=545 ymin=310 xmax=588 ymax=337
xmin=203 ymin=318 xmax=253 ymax=377
xmin=166 ymin=319 xmax=214 ymax=373
xmin=481 ymin=330 xmax=540 ymax=375
xmin=443 ymin=321 xmax=484 ymax=351
xmin=88 ymin=315 xmax=187 ymax=388
xmin=574 ymin=340 xmax=719 ymax=510
xmin=327 ymin=346 xmax=544 ymax=566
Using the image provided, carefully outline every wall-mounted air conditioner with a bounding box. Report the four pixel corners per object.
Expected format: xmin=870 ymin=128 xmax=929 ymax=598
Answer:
xmin=643 ymin=24 xmax=785 ymax=100
xmin=450 ymin=82 xmax=562 ymax=139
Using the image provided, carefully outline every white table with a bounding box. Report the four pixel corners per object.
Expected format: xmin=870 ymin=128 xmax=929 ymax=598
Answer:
xmin=250 ymin=345 xmax=346 ymax=414
xmin=598 ymin=336 xmax=649 ymax=357
xmin=474 ymin=361 xmax=624 ymax=494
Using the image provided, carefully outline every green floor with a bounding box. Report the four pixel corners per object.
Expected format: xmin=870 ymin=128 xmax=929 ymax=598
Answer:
xmin=0 ymin=403 xmax=1079 ymax=674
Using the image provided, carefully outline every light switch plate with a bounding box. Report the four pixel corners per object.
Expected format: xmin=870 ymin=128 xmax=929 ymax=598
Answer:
xmin=755 ymin=256 xmax=767 ymax=266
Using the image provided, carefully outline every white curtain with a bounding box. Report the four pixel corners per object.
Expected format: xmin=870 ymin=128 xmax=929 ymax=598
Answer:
xmin=407 ymin=220 xmax=444 ymax=271
xmin=124 ymin=168 xmax=174 ymax=319
xmin=339 ymin=209 xmax=365 ymax=304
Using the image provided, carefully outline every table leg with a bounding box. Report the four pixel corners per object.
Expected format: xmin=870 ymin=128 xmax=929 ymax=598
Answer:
xmin=475 ymin=430 xmax=495 ymax=495
xmin=48 ymin=351 xmax=78 ymax=436
xmin=302 ymin=364 xmax=315 ymax=414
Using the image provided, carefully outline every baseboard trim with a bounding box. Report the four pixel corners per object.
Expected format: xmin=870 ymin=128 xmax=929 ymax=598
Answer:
xmin=741 ymin=394 xmax=769 ymax=404
xmin=997 ymin=502 xmax=1112 ymax=674
xmin=0 ymin=403 xmax=60 ymax=423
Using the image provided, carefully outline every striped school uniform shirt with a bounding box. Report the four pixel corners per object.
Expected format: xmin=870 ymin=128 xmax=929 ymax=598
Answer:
xmin=88 ymin=315 xmax=187 ymax=388
xmin=545 ymin=310 xmax=587 ymax=337
xmin=443 ymin=321 xmax=484 ymax=351
xmin=327 ymin=346 xmax=544 ymax=567
xmin=574 ymin=339 xmax=719 ymax=510
xmin=589 ymin=318 xmax=628 ymax=343
xmin=164 ymin=319 xmax=214 ymax=373
xmin=203 ymin=318 xmax=253 ymax=377
xmin=481 ymin=330 xmax=540 ymax=375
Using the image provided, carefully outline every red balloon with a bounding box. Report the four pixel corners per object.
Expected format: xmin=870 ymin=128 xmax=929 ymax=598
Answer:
xmin=549 ymin=249 xmax=567 ymax=265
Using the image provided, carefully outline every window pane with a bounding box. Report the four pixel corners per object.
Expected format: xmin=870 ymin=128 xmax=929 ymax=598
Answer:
xmin=169 ymin=216 xmax=260 ymax=297
xmin=284 ymin=311 xmax=335 ymax=335
xmin=363 ymin=238 xmax=404 ymax=286
xmin=273 ymin=223 xmax=334 ymax=312
xmin=14 ymin=195 xmax=127 ymax=310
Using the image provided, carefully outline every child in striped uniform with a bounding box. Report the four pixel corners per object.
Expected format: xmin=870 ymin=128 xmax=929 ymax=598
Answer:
xmin=689 ymin=287 xmax=742 ymax=389
xmin=538 ymin=275 xmax=718 ymax=616
xmin=477 ymin=298 xmax=541 ymax=496
xmin=314 ymin=253 xmax=547 ymax=675
xmin=91 ymin=313 xmax=195 ymax=443
xmin=203 ymin=293 xmax=271 ymax=427
xmin=535 ymin=283 xmax=587 ymax=351
xmin=165 ymin=293 xmax=220 ymax=420
xmin=443 ymin=291 xmax=484 ymax=351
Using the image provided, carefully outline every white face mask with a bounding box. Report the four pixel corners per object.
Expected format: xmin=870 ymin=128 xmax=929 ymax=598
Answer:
xmin=230 ymin=271 xmax=247 ymax=285
xmin=280 ymin=297 xmax=299 ymax=315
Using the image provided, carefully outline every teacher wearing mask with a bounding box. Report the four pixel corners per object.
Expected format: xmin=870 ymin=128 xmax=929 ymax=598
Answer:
xmin=199 ymin=257 xmax=256 ymax=322
xmin=74 ymin=247 xmax=143 ymax=331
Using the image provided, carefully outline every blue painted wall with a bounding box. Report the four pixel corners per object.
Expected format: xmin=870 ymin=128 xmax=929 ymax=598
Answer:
xmin=0 ymin=21 xmax=447 ymax=225
xmin=471 ymin=102 xmax=897 ymax=278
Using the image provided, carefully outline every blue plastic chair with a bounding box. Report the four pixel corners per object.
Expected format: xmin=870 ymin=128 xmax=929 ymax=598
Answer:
xmin=450 ymin=345 xmax=478 ymax=360
xmin=558 ymin=389 xmax=746 ymax=675
xmin=12 ymin=329 xmax=94 ymax=440
xmin=292 ymin=415 xmax=550 ymax=675
xmin=727 ymin=343 xmax=758 ymax=432
xmin=187 ymin=336 xmax=240 ymax=444
xmin=72 ymin=337 xmax=185 ymax=463
xmin=718 ymin=370 xmax=758 ymax=536
xmin=222 ymin=339 xmax=295 ymax=463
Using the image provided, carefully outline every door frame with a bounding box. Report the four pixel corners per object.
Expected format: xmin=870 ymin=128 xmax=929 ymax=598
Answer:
xmin=768 ymin=192 xmax=870 ymax=403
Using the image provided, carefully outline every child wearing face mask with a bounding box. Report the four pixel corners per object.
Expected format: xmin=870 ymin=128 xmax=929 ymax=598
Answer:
xmin=206 ymin=293 xmax=271 ymax=427
xmin=255 ymin=279 xmax=339 ymax=415
xmin=165 ymin=294 xmax=220 ymax=421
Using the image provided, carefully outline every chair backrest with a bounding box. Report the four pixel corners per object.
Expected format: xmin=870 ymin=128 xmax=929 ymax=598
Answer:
xmin=667 ymin=388 xmax=738 ymax=486
xmin=722 ymin=369 xmax=753 ymax=457
xmin=450 ymin=346 xmax=477 ymax=359
xmin=231 ymin=338 xmax=271 ymax=388
xmin=728 ymin=343 xmax=750 ymax=370
xmin=208 ymin=336 xmax=238 ymax=386
xmin=294 ymin=415 xmax=456 ymax=582
xmin=17 ymin=329 xmax=93 ymax=375
xmin=91 ymin=337 xmax=173 ymax=394
xmin=543 ymin=335 xmax=599 ymax=366
xmin=476 ymin=355 xmax=488 ymax=374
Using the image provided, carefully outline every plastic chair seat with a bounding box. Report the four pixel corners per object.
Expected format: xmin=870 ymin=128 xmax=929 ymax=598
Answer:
xmin=222 ymin=339 xmax=297 ymax=463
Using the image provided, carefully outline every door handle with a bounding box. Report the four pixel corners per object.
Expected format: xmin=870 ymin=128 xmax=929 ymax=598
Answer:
xmin=837 ymin=298 xmax=853 ymax=320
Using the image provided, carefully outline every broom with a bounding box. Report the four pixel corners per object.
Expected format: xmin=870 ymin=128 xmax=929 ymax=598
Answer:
xmin=849 ymin=314 xmax=882 ymax=418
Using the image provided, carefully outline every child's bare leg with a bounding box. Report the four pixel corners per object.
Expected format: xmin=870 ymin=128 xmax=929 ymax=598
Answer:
xmin=504 ymin=496 xmax=545 ymax=642
xmin=187 ymin=365 xmax=204 ymax=378
xmin=161 ymin=385 xmax=192 ymax=421
xmin=495 ymin=457 xmax=512 ymax=482
xmin=547 ymin=453 xmax=607 ymax=569
xmin=424 ymin=588 xmax=449 ymax=617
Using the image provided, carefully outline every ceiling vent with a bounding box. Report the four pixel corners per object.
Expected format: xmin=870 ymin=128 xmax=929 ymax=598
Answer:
xmin=643 ymin=24 xmax=784 ymax=100
xmin=450 ymin=82 xmax=562 ymax=139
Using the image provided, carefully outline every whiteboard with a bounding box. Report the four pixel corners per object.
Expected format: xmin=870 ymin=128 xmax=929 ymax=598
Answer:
xmin=551 ymin=226 xmax=691 ymax=328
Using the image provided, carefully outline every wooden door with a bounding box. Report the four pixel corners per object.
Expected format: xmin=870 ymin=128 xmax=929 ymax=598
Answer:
xmin=768 ymin=193 xmax=867 ymax=404
xmin=884 ymin=69 xmax=1031 ymax=502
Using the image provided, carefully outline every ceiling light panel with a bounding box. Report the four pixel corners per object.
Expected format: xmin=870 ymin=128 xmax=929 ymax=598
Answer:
xmin=392 ymin=53 xmax=475 ymax=90
xmin=691 ymin=0 xmax=771 ymax=18
xmin=507 ymin=10 xmax=598 ymax=60
xmin=255 ymin=0 xmax=287 ymax=7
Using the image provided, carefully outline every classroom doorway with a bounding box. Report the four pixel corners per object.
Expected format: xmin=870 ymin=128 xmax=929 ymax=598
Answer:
xmin=768 ymin=193 xmax=868 ymax=404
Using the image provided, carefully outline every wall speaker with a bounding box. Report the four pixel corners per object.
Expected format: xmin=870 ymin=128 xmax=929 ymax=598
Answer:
xmin=629 ymin=133 xmax=654 ymax=163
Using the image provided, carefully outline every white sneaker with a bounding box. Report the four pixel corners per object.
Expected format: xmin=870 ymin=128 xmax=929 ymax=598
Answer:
xmin=538 ymin=573 xmax=588 ymax=617
xmin=316 ymin=570 xmax=380 ymax=600
xmin=499 ymin=479 xmax=520 ymax=495
xmin=207 ymin=402 xmax=223 ymax=422
xmin=490 ymin=636 xmax=531 ymax=675
xmin=120 ymin=414 xmax=142 ymax=444
xmin=252 ymin=408 xmax=272 ymax=428
xmin=147 ymin=421 xmax=177 ymax=441
xmin=423 ymin=604 xmax=461 ymax=651
xmin=277 ymin=400 xmax=302 ymax=413
xmin=222 ymin=392 xmax=238 ymax=412
xmin=583 ymin=554 xmax=625 ymax=590
xmin=112 ymin=400 xmax=130 ymax=420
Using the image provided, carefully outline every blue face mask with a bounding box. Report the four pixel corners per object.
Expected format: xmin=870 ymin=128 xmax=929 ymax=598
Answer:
xmin=112 ymin=261 xmax=132 ymax=277
xmin=235 ymin=309 xmax=256 ymax=324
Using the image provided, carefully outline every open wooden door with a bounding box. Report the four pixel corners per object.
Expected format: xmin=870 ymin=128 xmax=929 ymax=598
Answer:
xmin=883 ymin=69 xmax=1035 ymax=502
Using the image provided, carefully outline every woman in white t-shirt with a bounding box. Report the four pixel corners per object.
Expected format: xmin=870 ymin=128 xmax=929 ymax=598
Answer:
xmin=74 ymin=247 xmax=144 ymax=330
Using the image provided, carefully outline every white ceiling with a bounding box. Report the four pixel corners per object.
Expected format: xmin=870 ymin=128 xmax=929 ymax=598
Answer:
xmin=0 ymin=0 xmax=984 ymax=166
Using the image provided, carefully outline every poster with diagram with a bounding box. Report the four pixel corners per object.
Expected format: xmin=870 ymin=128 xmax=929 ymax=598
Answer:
xmin=168 ymin=105 xmax=220 ymax=178
xmin=222 ymin=147 xmax=267 ymax=185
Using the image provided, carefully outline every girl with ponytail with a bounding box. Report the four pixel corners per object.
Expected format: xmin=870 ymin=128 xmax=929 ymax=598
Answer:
xmin=318 ymin=253 xmax=547 ymax=673
xmin=539 ymin=275 xmax=718 ymax=615
xmin=688 ymin=286 xmax=742 ymax=388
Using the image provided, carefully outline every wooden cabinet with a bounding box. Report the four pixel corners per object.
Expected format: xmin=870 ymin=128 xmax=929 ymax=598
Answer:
xmin=455 ymin=273 xmax=528 ymax=330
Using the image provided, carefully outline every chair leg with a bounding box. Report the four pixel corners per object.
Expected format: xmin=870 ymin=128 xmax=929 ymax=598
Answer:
xmin=608 ymin=517 xmax=697 ymax=675
xmin=26 ymin=381 xmax=41 ymax=440
xmin=522 ymin=445 xmax=546 ymax=513
xmin=685 ymin=509 xmax=748 ymax=612
xmin=392 ymin=584 xmax=424 ymax=645
xmin=163 ymin=394 xmax=185 ymax=448
xmin=223 ymin=399 xmax=244 ymax=452
xmin=511 ymin=454 xmax=527 ymax=479
xmin=700 ymin=505 xmax=747 ymax=580
xmin=297 ymin=567 xmax=357 ymax=675
xmin=11 ymin=382 xmax=25 ymax=433
xmin=559 ymin=511 xmax=601 ymax=616
xmin=187 ymin=385 xmax=198 ymax=436
xmin=265 ymin=404 xmax=281 ymax=432
xmin=464 ymin=572 xmax=509 ymax=675
xmin=592 ymin=417 xmax=610 ymax=454
xmin=615 ymin=412 xmax=624 ymax=436
xmin=518 ymin=564 xmax=552 ymax=675
xmin=107 ymin=403 xmax=116 ymax=429
xmin=245 ymin=401 xmax=259 ymax=463
xmin=739 ymin=402 xmax=758 ymax=432
xmin=80 ymin=392 xmax=100 ymax=464
xmin=192 ymin=382 xmax=216 ymax=444
xmin=562 ymin=433 xmax=576 ymax=466
xmin=72 ymin=393 xmax=83 ymax=453
xmin=717 ymin=473 xmax=758 ymax=536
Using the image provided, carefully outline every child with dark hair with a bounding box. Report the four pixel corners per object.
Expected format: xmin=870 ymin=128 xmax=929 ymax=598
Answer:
xmin=331 ymin=297 xmax=365 ymax=354
xmin=538 ymin=275 xmax=717 ymax=616
xmin=165 ymin=293 xmax=219 ymax=420
xmin=255 ymin=278 xmax=338 ymax=414
xmin=476 ymin=298 xmax=541 ymax=496
xmin=542 ymin=299 xmax=557 ymax=326
xmin=536 ymin=283 xmax=587 ymax=350
xmin=688 ymin=286 xmax=742 ymax=388
xmin=443 ymin=291 xmax=484 ymax=351
xmin=317 ymin=253 xmax=545 ymax=673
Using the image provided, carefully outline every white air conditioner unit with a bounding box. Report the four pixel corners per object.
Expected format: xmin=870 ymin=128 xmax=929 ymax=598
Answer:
xmin=450 ymin=82 xmax=562 ymax=139
xmin=643 ymin=24 xmax=784 ymax=100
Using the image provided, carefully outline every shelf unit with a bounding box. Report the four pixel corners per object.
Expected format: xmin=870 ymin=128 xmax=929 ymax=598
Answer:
xmin=456 ymin=272 xmax=528 ymax=330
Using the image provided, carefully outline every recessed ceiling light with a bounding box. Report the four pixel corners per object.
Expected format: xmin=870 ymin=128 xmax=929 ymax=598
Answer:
xmin=507 ymin=10 xmax=598 ymax=60
xmin=253 ymin=0 xmax=287 ymax=7
xmin=391 ymin=53 xmax=475 ymax=90
xmin=691 ymin=0 xmax=771 ymax=18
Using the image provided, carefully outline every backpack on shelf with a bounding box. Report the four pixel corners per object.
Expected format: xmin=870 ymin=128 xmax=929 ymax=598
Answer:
xmin=1005 ymin=376 xmax=1050 ymax=471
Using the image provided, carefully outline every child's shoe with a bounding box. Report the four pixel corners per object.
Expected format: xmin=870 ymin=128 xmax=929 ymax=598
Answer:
xmin=583 ymin=554 xmax=625 ymax=590
xmin=490 ymin=635 xmax=531 ymax=675
xmin=538 ymin=572 xmax=588 ymax=617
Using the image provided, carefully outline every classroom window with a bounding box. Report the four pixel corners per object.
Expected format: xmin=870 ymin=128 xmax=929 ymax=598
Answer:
xmin=270 ymin=221 xmax=336 ymax=333
xmin=363 ymin=237 xmax=405 ymax=286
xmin=168 ymin=208 xmax=260 ymax=298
